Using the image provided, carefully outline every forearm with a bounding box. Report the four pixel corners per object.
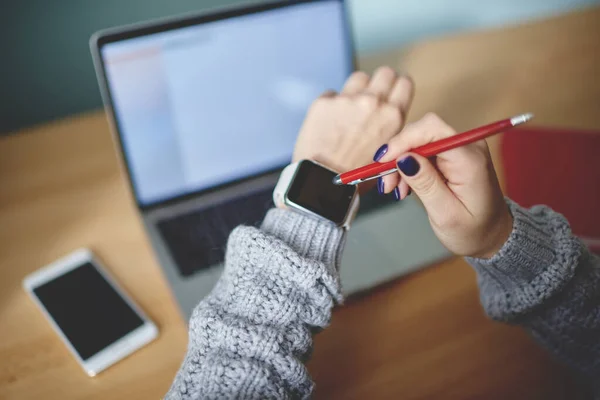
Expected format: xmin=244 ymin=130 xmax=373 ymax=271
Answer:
xmin=166 ymin=209 xmax=345 ymax=400
xmin=467 ymin=199 xmax=600 ymax=384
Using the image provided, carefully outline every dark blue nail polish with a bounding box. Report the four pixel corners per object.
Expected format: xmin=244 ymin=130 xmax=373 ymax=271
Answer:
xmin=393 ymin=187 xmax=401 ymax=201
xmin=377 ymin=177 xmax=385 ymax=195
xmin=397 ymin=156 xmax=420 ymax=176
xmin=373 ymin=144 xmax=388 ymax=162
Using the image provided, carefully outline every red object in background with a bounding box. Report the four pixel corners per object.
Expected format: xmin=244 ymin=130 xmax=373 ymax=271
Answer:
xmin=502 ymin=127 xmax=600 ymax=252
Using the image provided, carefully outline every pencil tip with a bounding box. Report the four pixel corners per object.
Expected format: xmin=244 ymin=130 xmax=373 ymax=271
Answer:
xmin=522 ymin=112 xmax=534 ymax=122
xmin=510 ymin=113 xmax=534 ymax=126
xmin=332 ymin=175 xmax=342 ymax=185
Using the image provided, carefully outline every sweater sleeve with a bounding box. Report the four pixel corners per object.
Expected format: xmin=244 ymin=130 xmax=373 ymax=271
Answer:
xmin=165 ymin=208 xmax=346 ymax=400
xmin=466 ymin=199 xmax=600 ymax=392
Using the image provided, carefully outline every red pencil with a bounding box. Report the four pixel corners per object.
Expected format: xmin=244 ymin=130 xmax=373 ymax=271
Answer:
xmin=333 ymin=113 xmax=533 ymax=185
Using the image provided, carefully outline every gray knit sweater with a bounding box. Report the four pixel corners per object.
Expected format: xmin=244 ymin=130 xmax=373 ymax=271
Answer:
xmin=165 ymin=199 xmax=599 ymax=399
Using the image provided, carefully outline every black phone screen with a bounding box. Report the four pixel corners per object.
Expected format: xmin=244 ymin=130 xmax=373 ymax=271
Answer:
xmin=33 ymin=262 xmax=144 ymax=360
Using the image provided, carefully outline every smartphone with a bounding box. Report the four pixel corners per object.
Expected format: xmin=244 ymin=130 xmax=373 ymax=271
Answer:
xmin=23 ymin=248 xmax=158 ymax=376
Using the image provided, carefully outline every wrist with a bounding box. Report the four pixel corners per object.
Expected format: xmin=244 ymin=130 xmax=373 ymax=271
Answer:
xmin=465 ymin=199 xmax=583 ymax=320
xmin=476 ymin=205 xmax=514 ymax=259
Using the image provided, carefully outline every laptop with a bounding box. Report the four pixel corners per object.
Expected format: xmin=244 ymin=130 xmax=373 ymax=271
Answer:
xmin=91 ymin=0 xmax=450 ymax=319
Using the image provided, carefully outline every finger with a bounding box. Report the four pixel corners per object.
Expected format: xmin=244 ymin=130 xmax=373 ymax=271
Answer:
xmin=380 ymin=172 xmax=399 ymax=195
xmin=382 ymin=174 xmax=410 ymax=201
xmin=396 ymin=153 xmax=459 ymax=220
xmin=387 ymin=75 xmax=415 ymax=120
xmin=397 ymin=179 xmax=411 ymax=200
xmin=365 ymin=66 xmax=397 ymax=98
xmin=372 ymin=144 xmax=398 ymax=195
xmin=319 ymin=89 xmax=337 ymax=98
xmin=341 ymin=71 xmax=370 ymax=95
xmin=378 ymin=112 xmax=457 ymax=163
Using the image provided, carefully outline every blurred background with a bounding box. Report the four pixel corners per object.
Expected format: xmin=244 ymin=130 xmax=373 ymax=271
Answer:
xmin=2 ymin=1 xmax=600 ymax=399
xmin=1 ymin=0 xmax=599 ymax=135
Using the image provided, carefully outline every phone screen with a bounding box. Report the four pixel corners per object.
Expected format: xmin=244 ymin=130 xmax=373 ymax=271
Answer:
xmin=32 ymin=262 xmax=144 ymax=360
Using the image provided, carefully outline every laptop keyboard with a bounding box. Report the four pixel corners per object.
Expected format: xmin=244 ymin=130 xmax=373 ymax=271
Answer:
xmin=157 ymin=187 xmax=274 ymax=277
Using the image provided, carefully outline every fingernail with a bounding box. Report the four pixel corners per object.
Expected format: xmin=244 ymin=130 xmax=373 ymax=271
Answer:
xmin=373 ymin=144 xmax=388 ymax=162
xmin=393 ymin=187 xmax=401 ymax=201
xmin=397 ymin=156 xmax=420 ymax=176
xmin=377 ymin=177 xmax=385 ymax=195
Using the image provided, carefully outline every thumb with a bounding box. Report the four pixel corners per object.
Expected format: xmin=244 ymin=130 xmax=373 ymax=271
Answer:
xmin=396 ymin=153 xmax=456 ymax=221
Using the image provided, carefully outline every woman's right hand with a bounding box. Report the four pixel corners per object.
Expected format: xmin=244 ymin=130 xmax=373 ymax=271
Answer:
xmin=376 ymin=113 xmax=513 ymax=259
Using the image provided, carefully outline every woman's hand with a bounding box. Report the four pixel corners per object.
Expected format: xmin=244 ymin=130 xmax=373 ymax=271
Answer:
xmin=376 ymin=113 xmax=513 ymax=258
xmin=293 ymin=67 xmax=414 ymax=192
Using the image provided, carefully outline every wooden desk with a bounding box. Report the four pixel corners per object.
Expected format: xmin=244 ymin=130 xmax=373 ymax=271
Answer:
xmin=1 ymin=7 xmax=599 ymax=399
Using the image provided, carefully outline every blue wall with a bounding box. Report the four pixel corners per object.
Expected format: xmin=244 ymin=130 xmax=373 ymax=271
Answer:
xmin=0 ymin=0 xmax=255 ymax=134
xmin=1 ymin=0 xmax=598 ymax=134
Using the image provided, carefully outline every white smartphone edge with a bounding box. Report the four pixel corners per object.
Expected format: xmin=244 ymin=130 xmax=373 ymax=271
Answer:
xmin=22 ymin=248 xmax=159 ymax=377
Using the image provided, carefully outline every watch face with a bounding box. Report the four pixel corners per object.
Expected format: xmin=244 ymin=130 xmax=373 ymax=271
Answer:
xmin=286 ymin=160 xmax=357 ymax=225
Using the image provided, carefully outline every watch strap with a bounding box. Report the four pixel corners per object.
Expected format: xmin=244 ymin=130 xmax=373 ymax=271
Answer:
xmin=273 ymin=162 xmax=299 ymax=209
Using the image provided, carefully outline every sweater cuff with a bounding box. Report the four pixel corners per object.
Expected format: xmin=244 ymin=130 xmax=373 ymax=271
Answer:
xmin=466 ymin=198 xmax=584 ymax=321
xmin=261 ymin=208 xmax=346 ymax=273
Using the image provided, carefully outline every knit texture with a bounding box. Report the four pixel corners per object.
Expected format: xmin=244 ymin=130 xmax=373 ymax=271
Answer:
xmin=166 ymin=201 xmax=600 ymax=399
xmin=165 ymin=209 xmax=346 ymax=400
xmin=467 ymin=199 xmax=600 ymax=395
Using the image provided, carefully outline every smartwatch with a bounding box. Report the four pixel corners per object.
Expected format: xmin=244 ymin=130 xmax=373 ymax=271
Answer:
xmin=273 ymin=160 xmax=360 ymax=229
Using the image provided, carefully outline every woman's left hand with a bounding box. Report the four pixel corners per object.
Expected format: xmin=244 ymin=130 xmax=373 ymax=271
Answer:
xmin=293 ymin=67 xmax=414 ymax=193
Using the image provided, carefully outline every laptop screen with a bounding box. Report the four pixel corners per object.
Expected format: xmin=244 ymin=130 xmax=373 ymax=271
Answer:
xmin=100 ymin=1 xmax=352 ymax=206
